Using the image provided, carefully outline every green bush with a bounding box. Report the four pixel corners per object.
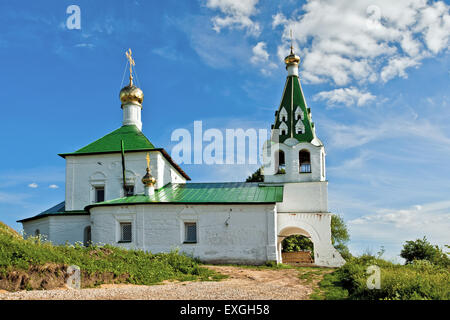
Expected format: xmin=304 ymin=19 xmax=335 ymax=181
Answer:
xmin=319 ymin=255 xmax=449 ymax=300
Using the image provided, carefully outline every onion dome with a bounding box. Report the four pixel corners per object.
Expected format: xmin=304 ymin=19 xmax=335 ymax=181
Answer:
xmin=120 ymin=84 xmax=144 ymax=106
xmin=284 ymin=45 xmax=300 ymax=69
xmin=141 ymin=167 xmax=156 ymax=186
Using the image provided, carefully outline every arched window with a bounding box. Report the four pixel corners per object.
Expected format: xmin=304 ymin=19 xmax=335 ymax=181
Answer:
xmin=276 ymin=150 xmax=286 ymax=174
xmin=35 ymin=229 xmax=40 ymax=237
xmin=84 ymin=226 xmax=91 ymax=247
xmin=299 ymin=150 xmax=311 ymax=173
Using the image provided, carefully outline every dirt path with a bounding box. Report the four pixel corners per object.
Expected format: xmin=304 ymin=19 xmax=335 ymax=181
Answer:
xmin=0 ymin=265 xmax=329 ymax=300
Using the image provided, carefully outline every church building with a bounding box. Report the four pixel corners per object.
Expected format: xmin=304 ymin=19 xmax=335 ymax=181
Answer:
xmin=18 ymin=47 xmax=345 ymax=267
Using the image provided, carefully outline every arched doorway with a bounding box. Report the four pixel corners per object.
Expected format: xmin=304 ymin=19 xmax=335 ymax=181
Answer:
xmin=278 ymin=226 xmax=315 ymax=265
xmin=83 ymin=226 xmax=91 ymax=247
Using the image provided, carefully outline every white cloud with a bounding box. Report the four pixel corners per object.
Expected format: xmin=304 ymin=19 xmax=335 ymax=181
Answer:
xmin=314 ymin=87 xmax=376 ymax=107
xmin=28 ymin=183 xmax=38 ymax=189
xmin=49 ymin=184 xmax=59 ymax=189
xmin=273 ymin=0 xmax=450 ymax=85
xmin=205 ymin=0 xmax=261 ymax=36
xmin=348 ymin=201 xmax=450 ymax=249
xmin=250 ymin=42 xmax=277 ymax=75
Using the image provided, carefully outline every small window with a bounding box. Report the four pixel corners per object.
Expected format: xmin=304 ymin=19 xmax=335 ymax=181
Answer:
xmin=35 ymin=229 xmax=40 ymax=237
xmin=119 ymin=222 xmax=132 ymax=242
xmin=299 ymin=150 xmax=311 ymax=173
xmin=95 ymin=186 xmax=105 ymax=203
xmin=125 ymin=185 xmax=134 ymax=197
xmin=184 ymin=222 xmax=197 ymax=243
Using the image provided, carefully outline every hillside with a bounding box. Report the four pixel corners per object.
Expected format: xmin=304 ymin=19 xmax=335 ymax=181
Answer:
xmin=0 ymin=222 xmax=223 ymax=291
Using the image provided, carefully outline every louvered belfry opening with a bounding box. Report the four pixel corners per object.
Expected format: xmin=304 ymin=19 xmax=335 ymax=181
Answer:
xmin=299 ymin=150 xmax=311 ymax=173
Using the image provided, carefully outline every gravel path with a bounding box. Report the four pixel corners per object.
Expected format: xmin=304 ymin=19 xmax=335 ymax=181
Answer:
xmin=0 ymin=266 xmax=321 ymax=300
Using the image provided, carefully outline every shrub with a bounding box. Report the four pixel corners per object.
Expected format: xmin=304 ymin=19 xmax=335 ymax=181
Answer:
xmin=319 ymin=255 xmax=449 ymax=300
xmin=400 ymin=237 xmax=449 ymax=267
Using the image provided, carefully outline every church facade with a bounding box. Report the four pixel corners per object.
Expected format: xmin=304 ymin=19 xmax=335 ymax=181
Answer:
xmin=18 ymin=48 xmax=345 ymax=267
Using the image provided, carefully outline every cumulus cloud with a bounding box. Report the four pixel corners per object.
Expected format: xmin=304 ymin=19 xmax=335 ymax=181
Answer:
xmin=205 ymin=0 xmax=261 ymax=36
xmin=273 ymin=0 xmax=450 ymax=85
xmin=28 ymin=183 xmax=38 ymax=188
xmin=250 ymin=42 xmax=277 ymax=75
xmin=314 ymin=87 xmax=376 ymax=107
xmin=348 ymin=201 xmax=450 ymax=249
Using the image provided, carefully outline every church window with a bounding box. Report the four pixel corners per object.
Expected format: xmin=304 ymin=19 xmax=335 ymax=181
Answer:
xmin=184 ymin=222 xmax=197 ymax=243
xmin=95 ymin=186 xmax=105 ymax=203
xmin=299 ymin=150 xmax=311 ymax=173
xmin=35 ymin=229 xmax=40 ymax=237
xmin=119 ymin=222 xmax=132 ymax=242
xmin=83 ymin=226 xmax=91 ymax=247
xmin=276 ymin=150 xmax=286 ymax=174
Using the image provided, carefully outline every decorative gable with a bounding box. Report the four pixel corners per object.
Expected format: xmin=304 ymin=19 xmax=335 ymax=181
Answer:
xmin=279 ymin=107 xmax=288 ymax=122
xmin=295 ymin=120 xmax=305 ymax=134
xmin=279 ymin=122 xmax=288 ymax=136
xmin=295 ymin=106 xmax=303 ymax=121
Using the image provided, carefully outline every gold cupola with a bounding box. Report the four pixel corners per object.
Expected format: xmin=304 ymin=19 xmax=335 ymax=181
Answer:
xmin=120 ymin=49 xmax=144 ymax=107
xmin=284 ymin=31 xmax=300 ymax=76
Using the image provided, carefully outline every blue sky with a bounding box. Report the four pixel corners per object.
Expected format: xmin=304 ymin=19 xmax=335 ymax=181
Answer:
xmin=0 ymin=0 xmax=449 ymax=261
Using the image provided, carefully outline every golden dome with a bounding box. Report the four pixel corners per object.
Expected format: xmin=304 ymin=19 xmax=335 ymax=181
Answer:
xmin=284 ymin=51 xmax=300 ymax=67
xmin=141 ymin=168 xmax=156 ymax=186
xmin=120 ymin=84 xmax=144 ymax=106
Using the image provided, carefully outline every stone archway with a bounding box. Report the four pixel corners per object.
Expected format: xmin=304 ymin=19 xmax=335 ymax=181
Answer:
xmin=278 ymin=226 xmax=315 ymax=265
xmin=277 ymin=212 xmax=346 ymax=267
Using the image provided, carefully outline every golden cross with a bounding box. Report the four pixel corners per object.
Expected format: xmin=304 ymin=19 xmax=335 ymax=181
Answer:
xmin=146 ymin=153 xmax=150 ymax=170
xmin=125 ymin=48 xmax=135 ymax=85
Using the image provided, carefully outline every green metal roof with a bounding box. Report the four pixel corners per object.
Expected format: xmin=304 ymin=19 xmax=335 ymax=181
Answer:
xmin=273 ymin=75 xmax=315 ymax=143
xmin=17 ymin=201 xmax=88 ymax=223
xmin=59 ymin=125 xmax=155 ymax=157
xmin=87 ymin=182 xmax=283 ymax=209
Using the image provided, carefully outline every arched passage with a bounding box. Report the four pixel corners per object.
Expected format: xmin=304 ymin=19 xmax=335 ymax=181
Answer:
xmin=278 ymin=226 xmax=314 ymax=264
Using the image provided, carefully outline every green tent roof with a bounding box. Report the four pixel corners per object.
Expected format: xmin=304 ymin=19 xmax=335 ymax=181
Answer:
xmin=273 ymin=75 xmax=315 ymax=143
xmin=60 ymin=125 xmax=155 ymax=156
xmin=87 ymin=182 xmax=283 ymax=209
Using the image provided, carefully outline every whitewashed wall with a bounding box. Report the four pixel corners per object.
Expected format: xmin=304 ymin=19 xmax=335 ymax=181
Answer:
xmin=22 ymin=215 xmax=90 ymax=245
xmin=276 ymin=181 xmax=328 ymax=213
xmin=90 ymin=204 xmax=278 ymax=264
xmin=65 ymin=151 xmax=186 ymax=211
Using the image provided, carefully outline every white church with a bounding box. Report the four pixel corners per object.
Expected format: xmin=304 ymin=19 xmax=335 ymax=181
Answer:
xmin=18 ymin=47 xmax=345 ymax=267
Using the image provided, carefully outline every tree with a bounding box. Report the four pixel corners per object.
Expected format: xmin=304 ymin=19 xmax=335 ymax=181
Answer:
xmin=246 ymin=167 xmax=263 ymax=182
xmin=400 ymin=236 xmax=449 ymax=266
xmin=331 ymin=214 xmax=351 ymax=260
xmin=282 ymin=235 xmax=313 ymax=253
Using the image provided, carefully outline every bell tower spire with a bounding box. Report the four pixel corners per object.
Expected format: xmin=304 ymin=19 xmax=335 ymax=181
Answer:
xmin=119 ymin=48 xmax=144 ymax=131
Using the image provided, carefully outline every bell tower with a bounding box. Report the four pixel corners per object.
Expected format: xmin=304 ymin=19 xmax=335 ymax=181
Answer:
xmin=262 ymin=45 xmax=326 ymax=183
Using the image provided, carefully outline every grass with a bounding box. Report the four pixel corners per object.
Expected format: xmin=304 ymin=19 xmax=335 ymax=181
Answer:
xmin=0 ymin=222 xmax=226 ymax=291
